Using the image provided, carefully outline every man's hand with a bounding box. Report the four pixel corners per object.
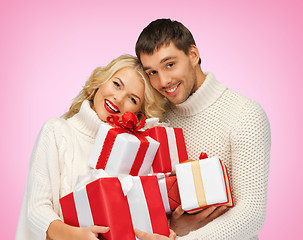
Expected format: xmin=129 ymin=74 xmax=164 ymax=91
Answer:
xmin=169 ymin=205 xmax=228 ymax=236
xmin=134 ymin=228 xmax=176 ymax=240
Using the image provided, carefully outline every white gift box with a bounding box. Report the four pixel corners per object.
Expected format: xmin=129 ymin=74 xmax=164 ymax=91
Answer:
xmin=175 ymin=157 xmax=233 ymax=213
xmin=89 ymin=122 xmax=159 ymax=176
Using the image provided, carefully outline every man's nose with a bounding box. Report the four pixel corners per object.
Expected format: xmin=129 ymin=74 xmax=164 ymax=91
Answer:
xmin=158 ymin=71 xmax=172 ymax=87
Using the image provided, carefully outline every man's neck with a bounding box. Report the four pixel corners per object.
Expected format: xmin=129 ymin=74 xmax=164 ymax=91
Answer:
xmin=194 ymin=67 xmax=206 ymax=92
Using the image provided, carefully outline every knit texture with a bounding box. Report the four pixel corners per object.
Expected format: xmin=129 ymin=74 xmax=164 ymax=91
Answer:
xmin=165 ymin=73 xmax=271 ymax=240
xmin=16 ymin=100 xmax=102 ymax=240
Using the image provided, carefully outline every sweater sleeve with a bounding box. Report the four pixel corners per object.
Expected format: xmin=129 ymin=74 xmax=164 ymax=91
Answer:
xmin=179 ymin=100 xmax=271 ymax=240
xmin=25 ymin=119 xmax=63 ymax=237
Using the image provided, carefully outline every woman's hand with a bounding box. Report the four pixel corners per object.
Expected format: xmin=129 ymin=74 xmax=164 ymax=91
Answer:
xmin=73 ymin=226 xmax=110 ymax=240
xmin=47 ymin=220 xmax=109 ymax=240
xmin=134 ymin=228 xmax=176 ymax=240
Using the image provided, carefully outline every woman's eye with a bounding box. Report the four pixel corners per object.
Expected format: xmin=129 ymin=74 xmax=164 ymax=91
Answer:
xmin=113 ymin=81 xmax=120 ymax=88
xmin=130 ymin=97 xmax=137 ymax=104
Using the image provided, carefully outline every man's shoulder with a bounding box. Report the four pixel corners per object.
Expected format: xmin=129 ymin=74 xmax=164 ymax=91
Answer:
xmin=223 ymin=88 xmax=265 ymax=111
xmin=222 ymin=89 xmax=269 ymax=126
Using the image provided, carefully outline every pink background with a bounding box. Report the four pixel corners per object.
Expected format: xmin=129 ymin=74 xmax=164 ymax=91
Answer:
xmin=1 ymin=0 xmax=302 ymax=239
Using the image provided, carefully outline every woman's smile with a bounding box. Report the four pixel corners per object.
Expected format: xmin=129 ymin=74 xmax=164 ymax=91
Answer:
xmin=104 ymin=99 xmax=120 ymax=114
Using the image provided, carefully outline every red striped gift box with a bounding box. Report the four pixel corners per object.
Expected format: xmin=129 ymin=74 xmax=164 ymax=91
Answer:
xmin=155 ymin=173 xmax=181 ymax=214
xmin=147 ymin=126 xmax=188 ymax=173
xmin=60 ymin=175 xmax=170 ymax=240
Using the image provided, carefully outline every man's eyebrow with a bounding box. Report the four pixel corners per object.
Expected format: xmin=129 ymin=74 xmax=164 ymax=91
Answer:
xmin=160 ymin=56 xmax=175 ymax=64
xmin=143 ymin=56 xmax=176 ymax=71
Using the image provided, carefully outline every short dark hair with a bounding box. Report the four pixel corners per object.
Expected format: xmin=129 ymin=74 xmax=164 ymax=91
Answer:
xmin=135 ymin=18 xmax=201 ymax=64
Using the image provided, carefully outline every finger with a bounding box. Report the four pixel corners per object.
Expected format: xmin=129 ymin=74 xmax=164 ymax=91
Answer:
xmin=172 ymin=205 xmax=185 ymax=219
xmin=91 ymin=226 xmax=110 ymax=233
xmin=207 ymin=206 xmax=228 ymax=221
xmin=169 ymin=229 xmax=177 ymax=239
xmin=194 ymin=206 xmax=217 ymax=220
xmin=134 ymin=228 xmax=152 ymax=240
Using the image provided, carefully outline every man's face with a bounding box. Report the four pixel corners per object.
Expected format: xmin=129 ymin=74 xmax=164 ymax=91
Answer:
xmin=140 ymin=42 xmax=200 ymax=104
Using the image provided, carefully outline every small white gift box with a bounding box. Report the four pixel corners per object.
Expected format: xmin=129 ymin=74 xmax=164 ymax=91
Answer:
xmin=175 ymin=157 xmax=233 ymax=213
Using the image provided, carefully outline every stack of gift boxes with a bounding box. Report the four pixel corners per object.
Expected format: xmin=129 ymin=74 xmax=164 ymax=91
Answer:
xmin=59 ymin=113 xmax=234 ymax=239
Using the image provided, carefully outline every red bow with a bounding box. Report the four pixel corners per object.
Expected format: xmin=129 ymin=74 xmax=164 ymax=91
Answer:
xmin=106 ymin=112 xmax=146 ymax=132
xmin=199 ymin=152 xmax=208 ymax=159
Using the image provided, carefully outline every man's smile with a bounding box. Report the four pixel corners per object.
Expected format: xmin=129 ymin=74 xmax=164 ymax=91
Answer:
xmin=164 ymin=83 xmax=181 ymax=96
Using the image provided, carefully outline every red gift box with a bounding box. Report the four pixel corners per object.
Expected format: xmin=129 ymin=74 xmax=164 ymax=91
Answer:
xmin=147 ymin=126 xmax=188 ymax=173
xmin=60 ymin=175 xmax=170 ymax=240
xmin=155 ymin=173 xmax=181 ymax=214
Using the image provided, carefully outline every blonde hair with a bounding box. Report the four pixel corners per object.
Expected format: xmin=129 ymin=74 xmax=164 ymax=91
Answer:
xmin=62 ymin=54 xmax=166 ymax=120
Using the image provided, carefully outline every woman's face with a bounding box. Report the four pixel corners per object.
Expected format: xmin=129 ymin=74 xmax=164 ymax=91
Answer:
xmin=92 ymin=67 xmax=145 ymax=122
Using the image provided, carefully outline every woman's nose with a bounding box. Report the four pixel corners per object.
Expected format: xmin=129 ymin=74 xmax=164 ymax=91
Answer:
xmin=113 ymin=92 xmax=124 ymax=103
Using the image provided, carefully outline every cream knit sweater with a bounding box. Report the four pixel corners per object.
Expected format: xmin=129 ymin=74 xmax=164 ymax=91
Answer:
xmin=16 ymin=100 xmax=102 ymax=240
xmin=165 ymin=73 xmax=271 ymax=240
xmin=16 ymin=73 xmax=271 ymax=240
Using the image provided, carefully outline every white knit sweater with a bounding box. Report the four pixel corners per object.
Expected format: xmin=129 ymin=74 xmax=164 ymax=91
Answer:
xmin=165 ymin=73 xmax=271 ymax=240
xmin=16 ymin=100 xmax=102 ymax=240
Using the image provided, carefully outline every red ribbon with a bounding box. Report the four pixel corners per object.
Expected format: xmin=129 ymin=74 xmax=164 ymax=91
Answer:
xmin=106 ymin=112 xmax=146 ymax=132
xmin=96 ymin=112 xmax=149 ymax=176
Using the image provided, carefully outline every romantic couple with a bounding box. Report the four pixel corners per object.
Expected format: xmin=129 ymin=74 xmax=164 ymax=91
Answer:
xmin=16 ymin=19 xmax=271 ymax=240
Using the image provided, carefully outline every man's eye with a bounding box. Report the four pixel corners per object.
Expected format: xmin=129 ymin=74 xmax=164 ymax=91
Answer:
xmin=130 ymin=97 xmax=137 ymax=104
xmin=167 ymin=63 xmax=174 ymax=68
xmin=149 ymin=71 xmax=157 ymax=76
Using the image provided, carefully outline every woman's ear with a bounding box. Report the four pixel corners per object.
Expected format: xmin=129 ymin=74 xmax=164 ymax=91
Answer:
xmin=189 ymin=45 xmax=200 ymax=66
xmin=136 ymin=111 xmax=144 ymax=120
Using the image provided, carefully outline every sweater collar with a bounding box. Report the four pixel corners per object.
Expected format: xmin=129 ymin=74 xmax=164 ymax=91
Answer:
xmin=67 ymin=100 xmax=102 ymax=139
xmin=169 ymin=72 xmax=227 ymax=116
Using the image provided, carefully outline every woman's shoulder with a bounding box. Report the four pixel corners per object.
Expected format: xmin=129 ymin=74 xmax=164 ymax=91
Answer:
xmin=39 ymin=118 xmax=75 ymax=139
xmin=42 ymin=117 xmax=68 ymax=130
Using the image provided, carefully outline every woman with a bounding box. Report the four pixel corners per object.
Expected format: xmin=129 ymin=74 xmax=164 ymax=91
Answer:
xmin=16 ymin=55 xmax=173 ymax=240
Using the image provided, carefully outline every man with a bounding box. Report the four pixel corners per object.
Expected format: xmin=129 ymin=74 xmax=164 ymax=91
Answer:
xmin=135 ymin=19 xmax=271 ymax=239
